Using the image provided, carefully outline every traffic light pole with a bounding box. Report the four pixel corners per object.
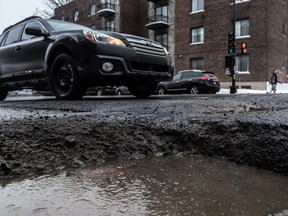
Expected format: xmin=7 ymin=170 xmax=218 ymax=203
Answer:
xmin=230 ymin=0 xmax=237 ymax=94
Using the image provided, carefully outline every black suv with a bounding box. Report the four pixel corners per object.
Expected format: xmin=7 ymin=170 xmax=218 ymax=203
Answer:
xmin=0 ymin=16 xmax=173 ymax=100
xmin=157 ymin=70 xmax=221 ymax=95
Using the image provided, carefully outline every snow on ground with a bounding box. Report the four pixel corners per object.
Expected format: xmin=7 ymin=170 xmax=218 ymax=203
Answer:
xmin=219 ymin=83 xmax=288 ymax=94
xmin=5 ymin=83 xmax=288 ymax=97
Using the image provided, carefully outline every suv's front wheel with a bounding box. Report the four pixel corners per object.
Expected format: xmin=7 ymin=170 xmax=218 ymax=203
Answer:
xmin=49 ymin=54 xmax=87 ymax=100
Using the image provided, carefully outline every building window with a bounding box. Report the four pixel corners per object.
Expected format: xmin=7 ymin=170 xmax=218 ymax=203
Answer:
xmin=191 ymin=27 xmax=204 ymax=44
xmin=155 ymin=5 xmax=168 ymax=22
xmin=4 ymin=25 xmax=23 ymax=45
xmin=74 ymin=10 xmax=79 ymax=21
xmin=191 ymin=0 xmax=204 ymax=12
xmin=190 ymin=58 xmax=204 ymax=70
xmin=105 ymin=20 xmax=115 ymax=32
xmin=155 ymin=33 xmax=168 ymax=49
xmin=235 ymin=55 xmax=249 ymax=73
xmin=235 ymin=19 xmax=249 ymax=38
xmin=90 ymin=4 xmax=96 ymax=16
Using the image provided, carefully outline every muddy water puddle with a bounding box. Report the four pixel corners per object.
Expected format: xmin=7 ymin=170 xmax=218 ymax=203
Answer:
xmin=1 ymin=155 xmax=288 ymax=216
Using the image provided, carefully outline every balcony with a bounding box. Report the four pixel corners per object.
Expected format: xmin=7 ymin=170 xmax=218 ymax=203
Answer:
xmin=145 ymin=15 xmax=169 ymax=30
xmin=97 ymin=3 xmax=116 ymax=17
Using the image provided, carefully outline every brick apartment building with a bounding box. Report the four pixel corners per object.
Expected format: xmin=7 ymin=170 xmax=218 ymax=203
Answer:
xmin=54 ymin=0 xmax=288 ymax=90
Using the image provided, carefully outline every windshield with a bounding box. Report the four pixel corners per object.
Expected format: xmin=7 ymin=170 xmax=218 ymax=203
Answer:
xmin=46 ymin=19 xmax=91 ymax=32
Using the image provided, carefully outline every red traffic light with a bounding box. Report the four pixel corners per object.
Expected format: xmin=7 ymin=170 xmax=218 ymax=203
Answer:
xmin=241 ymin=42 xmax=247 ymax=54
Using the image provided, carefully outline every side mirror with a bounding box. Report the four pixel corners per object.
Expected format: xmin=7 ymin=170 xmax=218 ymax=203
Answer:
xmin=25 ymin=26 xmax=49 ymax=38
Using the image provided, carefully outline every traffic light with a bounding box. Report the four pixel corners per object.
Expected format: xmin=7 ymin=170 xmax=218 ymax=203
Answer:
xmin=228 ymin=32 xmax=235 ymax=54
xmin=241 ymin=42 xmax=247 ymax=54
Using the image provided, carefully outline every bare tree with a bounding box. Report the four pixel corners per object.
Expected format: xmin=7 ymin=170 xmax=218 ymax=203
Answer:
xmin=36 ymin=0 xmax=74 ymax=18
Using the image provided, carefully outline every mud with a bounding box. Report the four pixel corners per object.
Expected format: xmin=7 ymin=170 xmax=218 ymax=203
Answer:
xmin=0 ymin=94 xmax=288 ymax=178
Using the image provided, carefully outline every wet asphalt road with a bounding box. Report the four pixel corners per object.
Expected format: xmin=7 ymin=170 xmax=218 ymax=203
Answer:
xmin=1 ymin=93 xmax=288 ymax=215
xmin=0 ymin=93 xmax=288 ymax=177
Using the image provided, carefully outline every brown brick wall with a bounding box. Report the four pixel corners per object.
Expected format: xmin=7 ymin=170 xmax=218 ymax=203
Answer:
xmin=267 ymin=0 xmax=288 ymax=83
xmin=119 ymin=0 xmax=148 ymax=37
xmin=54 ymin=0 xmax=149 ymax=37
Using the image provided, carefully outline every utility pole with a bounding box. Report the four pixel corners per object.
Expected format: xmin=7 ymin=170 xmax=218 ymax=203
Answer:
xmin=230 ymin=0 xmax=237 ymax=94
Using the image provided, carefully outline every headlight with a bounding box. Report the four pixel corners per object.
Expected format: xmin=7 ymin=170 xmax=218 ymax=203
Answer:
xmin=84 ymin=31 xmax=126 ymax=47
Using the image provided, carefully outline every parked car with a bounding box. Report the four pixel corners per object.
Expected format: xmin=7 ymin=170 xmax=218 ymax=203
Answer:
xmin=0 ymin=16 xmax=173 ymax=100
xmin=115 ymin=86 xmax=130 ymax=95
xmin=157 ymin=70 xmax=221 ymax=95
xmin=86 ymin=86 xmax=117 ymax=96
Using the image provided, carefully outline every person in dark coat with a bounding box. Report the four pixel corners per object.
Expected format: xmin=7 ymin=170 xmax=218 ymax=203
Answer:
xmin=269 ymin=69 xmax=281 ymax=93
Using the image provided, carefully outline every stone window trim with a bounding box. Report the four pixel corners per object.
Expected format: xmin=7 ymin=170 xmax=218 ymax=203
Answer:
xmin=235 ymin=35 xmax=251 ymax=40
xmin=189 ymin=41 xmax=204 ymax=46
xmin=190 ymin=10 xmax=205 ymax=15
xmin=230 ymin=0 xmax=251 ymax=5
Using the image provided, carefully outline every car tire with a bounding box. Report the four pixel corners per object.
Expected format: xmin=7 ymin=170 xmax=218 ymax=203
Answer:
xmin=96 ymin=89 xmax=102 ymax=96
xmin=0 ymin=88 xmax=8 ymax=101
xmin=157 ymin=86 xmax=166 ymax=95
xmin=128 ymin=85 xmax=155 ymax=98
xmin=49 ymin=54 xmax=87 ymax=100
xmin=189 ymin=85 xmax=199 ymax=94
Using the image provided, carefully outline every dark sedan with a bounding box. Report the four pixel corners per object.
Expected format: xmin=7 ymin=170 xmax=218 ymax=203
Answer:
xmin=157 ymin=70 xmax=221 ymax=95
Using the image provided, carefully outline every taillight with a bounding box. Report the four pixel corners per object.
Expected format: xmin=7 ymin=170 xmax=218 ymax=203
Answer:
xmin=201 ymin=76 xmax=210 ymax=81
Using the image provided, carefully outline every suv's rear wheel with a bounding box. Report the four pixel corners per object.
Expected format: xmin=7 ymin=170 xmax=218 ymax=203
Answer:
xmin=128 ymin=85 xmax=156 ymax=98
xmin=96 ymin=89 xmax=103 ymax=96
xmin=0 ymin=88 xmax=8 ymax=101
xmin=189 ymin=85 xmax=199 ymax=94
xmin=49 ymin=54 xmax=87 ymax=100
xmin=157 ymin=86 xmax=166 ymax=95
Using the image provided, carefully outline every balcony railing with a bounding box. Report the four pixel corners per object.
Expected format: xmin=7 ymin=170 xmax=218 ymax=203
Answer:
xmin=97 ymin=3 xmax=116 ymax=17
xmin=145 ymin=15 xmax=169 ymax=30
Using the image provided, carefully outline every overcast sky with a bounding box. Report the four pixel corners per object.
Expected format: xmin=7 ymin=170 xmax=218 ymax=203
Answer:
xmin=0 ymin=0 xmax=47 ymax=33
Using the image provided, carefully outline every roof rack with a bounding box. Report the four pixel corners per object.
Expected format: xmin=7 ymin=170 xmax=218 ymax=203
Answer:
xmin=2 ymin=16 xmax=42 ymax=33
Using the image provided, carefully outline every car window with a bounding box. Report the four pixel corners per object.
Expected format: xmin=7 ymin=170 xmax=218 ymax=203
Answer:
xmin=172 ymin=73 xmax=181 ymax=80
xmin=46 ymin=19 xmax=91 ymax=32
xmin=4 ymin=25 xmax=23 ymax=45
xmin=0 ymin=34 xmax=6 ymax=46
xmin=193 ymin=72 xmax=203 ymax=78
xmin=203 ymin=72 xmax=216 ymax=78
xmin=21 ymin=21 xmax=45 ymax=41
xmin=182 ymin=72 xmax=193 ymax=79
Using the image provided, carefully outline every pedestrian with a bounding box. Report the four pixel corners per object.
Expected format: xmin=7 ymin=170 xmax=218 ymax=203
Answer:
xmin=269 ymin=69 xmax=282 ymax=93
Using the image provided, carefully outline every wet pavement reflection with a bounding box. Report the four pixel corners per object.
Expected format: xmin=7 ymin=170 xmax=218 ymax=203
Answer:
xmin=0 ymin=155 xmax=288 ymax=216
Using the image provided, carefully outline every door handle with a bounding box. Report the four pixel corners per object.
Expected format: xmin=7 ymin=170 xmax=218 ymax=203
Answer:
xmin=14 ymin=46 xmax=21 ymax=52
